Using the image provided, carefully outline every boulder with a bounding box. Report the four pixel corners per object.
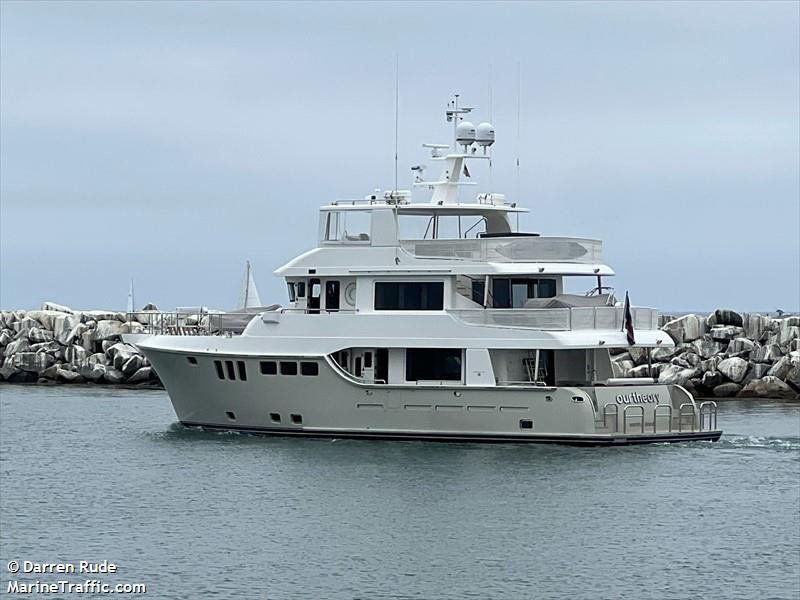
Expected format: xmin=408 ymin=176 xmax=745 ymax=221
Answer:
xmin=64 ymin=345 xmax=88 ymax=366
xmin=4 ymin=338 xmax=30 ymax=356
xmin=107 ymin=343 xmax=139 ymax=369
xmin=77 ymin=362 xmax=105 ymax=382
xmin=0 ymin=329 xmax=12 ymax=347
xmin=700 ymin=357 xmax=721 ymax=373
xmin=56 ymin=368 xmax=84 ymax=383
xmin=79 ymin=310 xmax=126 ymax=323
xmin=658 ymin=364 xmax=700 ymax=386
xmin=0 ymin=358 xmax=20 ymax=380
xmin=612 ymin=352 xmax=632 ymax=363
xmin=706 ymin=309 xmax=743 ymax=328
xmin=23 ymin=310 xmax=65 ymax=330
xmin=670 ymin=356 xmax=693 ymax=369
xmin=767 ymin=356 xmax=792 ymax=380
xmin=713 ymin=382 xmax=742 ymax=397
xmin=726 ymin=338 xmax=755 ymax=356
xmin=710 ymin=326 xmax=744 ymax=342
xmin=92 ymin=320 xmax=125 ymax=341
xmin=662 ymin=314 xmax=707 ymax=344
xmin=40 ymin=301 xmax=74 ymax=314
xmin=121 ymin=355 xmax=145 ymax=377
xmin=785 ymin=365 xmax=800 ymax=390
xmin=88 ymin=352 xmax=109 ymax=366
xmin=39 ymin=364 xmax=61 ymax=380
xmin=651 ymin=346 xmax=681 ymax=362
xmin=30 ymin=341 xmax=61 ymax=355
xmin=751 ymin=344 xmax=782 ymax=364
xmin=738 ymin=376 xmax=797 ymax=399
xmin=718 ymin=357 xmax=749 ymax=383
xmin=11 ymin=352 xmax=55 ymax=373
xmin=691 ymin=338 xmax=722 ymax=360
xmin=103 ymin=367 xmax=125 ymax=384
xmin=611 ymin=359 xmax=634 ymax=378
xmin=64 ymin=323 xmax=88 ymax=346
xmin=742 ymin=313 xmax=771 ymax=341
xmin=11 ymin=316 xmax=39 ymax=335
xmin=126 ymin=366 xmax=154 ymax=383
xmin=121 ymin=321 xmax=145 ymax=334
xmin=629 ymin=364 xmax=654 ymax=378
xmin=53 ymin=314 xmax=81 ymax=345
xmin=701 ymin=370 xmax=724 ymax=389
xmin=27 ymin=327 xmax=54 ymax=343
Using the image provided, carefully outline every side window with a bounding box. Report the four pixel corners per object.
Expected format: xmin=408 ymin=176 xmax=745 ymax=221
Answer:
xmin=405 ymin=348 xmax=462 ymax=381
xmin=537 ymin=279 xmax=557 ymax=298
xmin=325 ymin=280 xmax=340 ymax=311
xmin=375 ymin=282 xmax=444 ymax=310
xmin=287 ymin=283 xmax=296 ymax=302
xmin=296 ymin=282 xmax=306 ymax=298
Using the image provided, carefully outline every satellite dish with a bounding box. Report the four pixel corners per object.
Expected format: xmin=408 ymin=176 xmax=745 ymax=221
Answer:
xmin=476 ymin=122 xmax=495 ymax=147
xmin=456 ymin=121 xmax=476 ymax=146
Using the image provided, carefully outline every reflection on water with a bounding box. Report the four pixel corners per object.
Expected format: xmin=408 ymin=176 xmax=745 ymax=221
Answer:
xmin=1 ymin=386 xmax=799 ymax=600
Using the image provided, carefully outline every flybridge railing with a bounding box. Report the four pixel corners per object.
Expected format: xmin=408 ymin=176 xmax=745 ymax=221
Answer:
xmin=125 ymin=311 xmax=263 ymax=336
xmin=448 ymin=306 xmax=660 ymax=331
xmin=399 ymin=236 xmax=602 ymax=263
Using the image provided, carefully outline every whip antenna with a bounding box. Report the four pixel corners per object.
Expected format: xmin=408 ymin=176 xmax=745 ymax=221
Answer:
xmin=394 ymin=54 xmax=399 ymax=194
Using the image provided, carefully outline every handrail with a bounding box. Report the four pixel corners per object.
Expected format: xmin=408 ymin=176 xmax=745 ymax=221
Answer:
xmin=678 ymin=403 xmax=696 ymax=433
xmin=602 ymin=403 xmax=619 ymax=432
xmin=699 ymin=401 xmax=718 ymax=431
xmin=654 ymin=404 xmax=673 ymax=434
xmin=623 ymin=405 xmax=645 ymax=434
xmin=448 ymin=306 xmax=660 ymax=331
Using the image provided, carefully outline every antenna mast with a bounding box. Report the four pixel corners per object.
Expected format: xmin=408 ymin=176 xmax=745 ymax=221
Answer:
xmin=394 ymin=55 xmax=399 ymax=193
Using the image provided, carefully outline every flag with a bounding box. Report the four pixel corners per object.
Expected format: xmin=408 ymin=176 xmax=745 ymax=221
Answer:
xmin=622 ymin=291 xmax=635 ymax=346
xmin=463 ymin=163 xmax=470 ymax=178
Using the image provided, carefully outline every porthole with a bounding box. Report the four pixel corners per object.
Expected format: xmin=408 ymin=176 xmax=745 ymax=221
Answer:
xmin=269 ymin=413 xmax=281 ymax=423
xmin=290 ymin=414 xmax=302 ymax=424
xmin=226 ymin=411 xmax=236 ymax=421
xmin=187 ymin=356 xmax=198 ymax=365
xmin=519 ymin=419 xmax=533 ymax=430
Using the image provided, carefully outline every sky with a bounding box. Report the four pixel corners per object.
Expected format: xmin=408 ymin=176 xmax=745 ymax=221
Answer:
xmin=1 ymin=0 xmax=798 ymax=313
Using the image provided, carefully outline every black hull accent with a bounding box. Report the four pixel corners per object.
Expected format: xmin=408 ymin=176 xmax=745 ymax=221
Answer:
xmin=180 ymin=422 xmax=723 ymax=446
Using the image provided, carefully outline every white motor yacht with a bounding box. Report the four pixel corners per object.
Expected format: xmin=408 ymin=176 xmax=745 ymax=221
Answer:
xmin=138 ymin=97 xmax=721 ymax=445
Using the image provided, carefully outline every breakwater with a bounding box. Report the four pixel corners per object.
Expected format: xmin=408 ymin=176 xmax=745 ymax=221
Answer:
xmin=1 ymin=303 xmax=798 ymax=399
xmin=612 ymin=309 xmax=799 ymax=399
xmin=0 ymin=303 xmax=160 ymax=386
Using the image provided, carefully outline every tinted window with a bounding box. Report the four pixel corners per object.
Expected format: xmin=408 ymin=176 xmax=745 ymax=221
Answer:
xmin=300 ymin=362 xmax=319 ymax=376
xmin=237 ymin=360 xmax=247 ymax=381
xmin=296 ymin=282 xmax=306 ymax=298
xmin=260 ymin=361 xmax=277 ymax=375
xmin=405 ymin=348 xmax=462 ymax=381
xmin=538 ymin=279 xmax=557 ymax=298
xmin=280 ymin=362 xmax=298 ymax=376
xmin=214 ymin=360 xmax=224 ymax=380
xmin=375 ymin=282 xmax=444 ymax=310
xmin=225 ymin=360 xmax=235 ymax=380
xmin=287 ymin=283 xmax=296 ymax=302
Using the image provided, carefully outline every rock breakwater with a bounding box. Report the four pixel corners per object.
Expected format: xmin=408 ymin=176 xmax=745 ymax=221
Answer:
xmin=611 ymin=309 xmax=800 ymax=399
xmin=0 ymin=302 xmax=160 ymax=386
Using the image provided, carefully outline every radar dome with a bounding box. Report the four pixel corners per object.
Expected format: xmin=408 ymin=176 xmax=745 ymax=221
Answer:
xmin=456 ymin=121 xmax=476 ymax=146
xmin=476 ymin=122 xmax=495 ymax=146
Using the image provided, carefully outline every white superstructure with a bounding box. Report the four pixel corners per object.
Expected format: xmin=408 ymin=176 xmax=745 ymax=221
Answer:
xmin=138 ymin=97 xmax=721 ymax=445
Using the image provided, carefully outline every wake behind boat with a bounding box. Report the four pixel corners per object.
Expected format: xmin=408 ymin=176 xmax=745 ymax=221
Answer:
xmin=137 ymin=97 xmax=722 ymax=445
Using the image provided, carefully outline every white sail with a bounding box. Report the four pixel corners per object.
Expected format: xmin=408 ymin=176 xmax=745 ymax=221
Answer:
xmin=236 ymin=261 xmax=262 ymax=310
xmin=127 ymin=278 xmax=135 ymax=313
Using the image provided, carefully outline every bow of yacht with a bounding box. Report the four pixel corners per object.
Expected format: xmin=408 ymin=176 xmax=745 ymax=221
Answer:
xmin=138 ymin=97 xmax=721 ymax=445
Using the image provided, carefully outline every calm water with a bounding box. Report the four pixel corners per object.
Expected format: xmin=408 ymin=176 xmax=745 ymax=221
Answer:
xmin=0 ymin=386 xmax=798 ymax=600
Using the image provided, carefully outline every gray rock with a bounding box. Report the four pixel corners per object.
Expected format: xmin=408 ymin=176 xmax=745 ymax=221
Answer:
xmin=88 ymin=352 xmax=109 ymax=367
xmin=121 ymin=355 xmax=145 ymax=377
xmin=742 ymin=313 xmax=771 ymax=341
xmin=56 ymin=368 xmax=84 ymax=383
xmin=700 ymin=357 xmax=721 ymax=373
xmin=64 ymin=323 xmax=88 ymax=346
xmin=706 ymin=309 xmax=744 ymax=328
xmin=30 ymin=341 xmax=61 ymax=354
xmin=710 ymin=326 xmax=745 ymax=342
xmin=53 ymin=314 xmax=81 ymax=345
xmin=11 ymin=352 xmax=55 ymax=373
xmin=40 ymin=301 xmax=74 ymax=314
xmin=726 ymin=338 xmax=755 ymax=356
xmin=691 ymin=338 xmax=722 ymax=360
xmin=39 ymin=364 xmax=61 ymax=380
xmin=103 ymin=367 xmax=125 ymax=384
xmin=658 ymin=364 xmax=700 ymax=386
xmin=684 ymin=353 xmax=702 ymax=367
xmin=64 ymin=345 xmax=88 ymax=366
xmin=77 ymin=362 xmax=105 ymax=382
xmin=662 ymin=314 xmax=707 ymax=344
xmin=751 ymin=344 xmax=782 ymax=364
xmin=612 ymin=352 xmax=632 ymax=363
xmin=108 ymin=343 xmax=139 ymax=369
xmin=27 ymin=327 xmax=54 ymax=343
xmin=738 ymin=376 xmax=797 ymax=399
xmin=670 ymin=356 xmax=692 ymax=369
xmin=92 ymin=320 xmax=125 ymax=341
xmin=651 ymin=346 xmax=681 ymax=362
xmin=718 ymin=357 xmax=749 ymax=383
xmin=611 ymin=359 xmax=634 ymax=378
xmin=767 ymin=356 xmax=792 ymax=380
xmin=11 ymin=316 xmax=39 ymax=335
xmin=0 ymin=329 xmax=12 ymax=347
xmin=701 ymin=370 xmax=724 ymax=389
xmin=126 ymin=366 xmax=154 ymax=383
xmin=4 ymin=338 xmax=30 ymax=355
xmin=0 ymin=358 xmax=20 ymax=380
xmin=629 ymin=364 xmax=654 ymax=378
xmin=79 ymin=310 xmax=126 ymax=323
xmin=22 ymin=310 xmax=64 ymax=330
xmin=713 ymin=382 xmax=742 ymax=397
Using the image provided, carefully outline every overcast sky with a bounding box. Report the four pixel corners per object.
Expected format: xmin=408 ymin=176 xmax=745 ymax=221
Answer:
xmin=1 ymin=1 xmax=798 ymax=313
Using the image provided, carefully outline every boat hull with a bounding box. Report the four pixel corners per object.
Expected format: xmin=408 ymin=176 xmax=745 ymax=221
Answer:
xmin=141 ymin=344 xmax=722 ymax=446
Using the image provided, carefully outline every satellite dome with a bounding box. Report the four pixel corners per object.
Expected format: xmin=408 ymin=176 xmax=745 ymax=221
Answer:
xmin=456 ymin=121 xmax=476 ymax=146
xmin=476 ymin=122 xmax=495 ymax=146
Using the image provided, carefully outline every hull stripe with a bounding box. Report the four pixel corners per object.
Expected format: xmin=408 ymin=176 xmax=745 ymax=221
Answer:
xmin=179 ymin=422 xmax=722 ymax=446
